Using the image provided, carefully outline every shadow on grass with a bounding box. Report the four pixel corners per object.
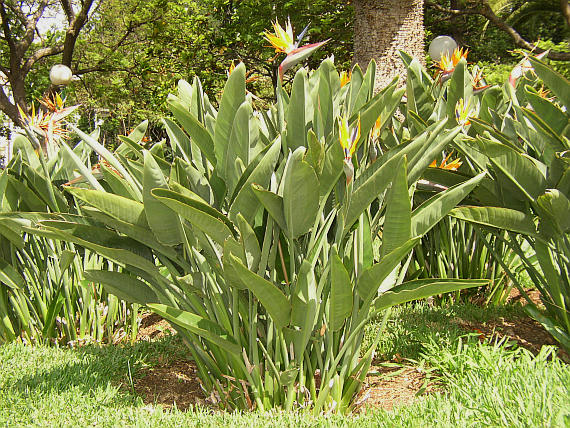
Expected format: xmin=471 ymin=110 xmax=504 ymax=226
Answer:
xmin=7 ymin=334 xmax=188 ymax=405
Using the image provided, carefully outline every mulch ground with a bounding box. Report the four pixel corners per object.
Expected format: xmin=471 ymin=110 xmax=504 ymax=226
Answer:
xmin=131 ymin=304 xmax=567 ymax=412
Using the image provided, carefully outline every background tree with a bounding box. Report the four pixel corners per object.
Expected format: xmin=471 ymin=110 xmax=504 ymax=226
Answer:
xmin=425 ymin=0 xmax=570 ymax=61
xmin=0 ymin=0 xmax=96 ymax=125
xmin=353 ymin=0 xmax=425 ymax=91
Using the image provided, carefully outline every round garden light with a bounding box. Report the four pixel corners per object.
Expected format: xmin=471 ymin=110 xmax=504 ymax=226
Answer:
xmin=49 ymin=64 xmax=73 ymax=86
xmin=428 ymin=36 xmax=457 ymax=61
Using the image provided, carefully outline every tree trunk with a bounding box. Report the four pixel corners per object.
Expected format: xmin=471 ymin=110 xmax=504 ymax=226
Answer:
xmin=353 ymin=0 xmax=425 ymax=92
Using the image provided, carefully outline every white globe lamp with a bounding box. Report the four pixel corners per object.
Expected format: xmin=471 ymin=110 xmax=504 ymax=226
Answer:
xmin=49 ymin=64 xmax=73 ymax=86
xmin=428 ymin=36 xmax=458 ymax=61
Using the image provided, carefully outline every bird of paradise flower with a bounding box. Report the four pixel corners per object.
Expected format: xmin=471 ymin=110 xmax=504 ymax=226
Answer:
xmin=338 ymin=113 xmax=360 ymax=184
xmin=455 ymin=98 xmax=476 ymax=127
xmin=340 ymin=71 xmax=352 ymax=88
xmin=264 ymin=18 xmax=328 ymax=80
xmin=434 ymin=47 xmax=468 ymax=83
xmin=429 ymin=152 xmax=463 ymax=171
xmin=18 ymin=93 xmax=79 ymax=156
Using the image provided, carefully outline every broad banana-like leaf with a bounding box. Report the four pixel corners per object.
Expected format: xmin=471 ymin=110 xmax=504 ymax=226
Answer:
xmin=381 ymin=156 xmax=411 ymax=257
xmin=411 ymin=172 xmax=485 ymax=236
xmin=286 ymin=68 xmax=308 ymax=152
xmin=352 ymin=60 xmax=376 ymax=116
xmin=283 ymin=148 xmax=320 ymax=238
xmin=117 ymin=135 xmax=144 ymax=161
xmin=82 ymin=207 xmax=180 ymax=261
xmin=529 ymin=57 xmax=570 ymax=111
xmin=143 ymin=151 xmax=182 ymax=246
xmin=449 ymin=206 xmax=537 ymax=236
xmin=214 ymin=62 xmax=246 ymax=169
xmin=524 ymin=305 xmax=570 ymax=351
xmin=163 ymin=118 xmax=192 ymax=164
xmin=99 ymin=162 xmax=139 ymax=200
xmin=446 ymin=59 xmax=473 ymax=125
xmin=127 ymin=120 xmax=149 ymax=144
xmin=357 ymin=237 xmax=421 ymax=301
xmin=85 ymin=270 xmax=158 ymax=304
xmin=167 ymin=98 xmax=216 ymax=165
xmin=151 ymin=188 xmax=234 ymax=245
xmin=537 ymin=189 xmax=570 ymax=234
xmin=290 ymin=260 xmax=318 ymax=361
xmin=68 ymin=123 xmax=142 ymax=199
xmin=347 ymin=64 xmax=364 ymax=115
xmin=521 ymin=107 xmax=568 ymax=153
xmin=345 ymin=154 xmax=404 ymax=233
xmin=31 ymin=222 xmax=160 ymax=276
xmin=225 ymin=101 xmax=252 ymax=195
xmin=228 ymin=254 xmax=291 ymax=329
xmin=330 ymin=248 xmax=352 ymax=331
xmin=484 ymin=140 xmax=547 ymax=201
xmin=236 ymin=214 xmax=261 ymax=271
xmin=524 ymin=86 xmax=569 ymax=137
xmin=148 ymin=303 xmax=242 ymax=355
xmin=60 ymin=143 xmax=105 ymax=191
xmin=318 ymin=139 xmax=343 ymax=201
xmin=251 ymin=184 xmax=287 ymax=231
xmin=229 ymin=138 xmax=281 ymax=224
xmin=65 ymin=187 xmax=146 ymax=227
xmin=374 ymin=278 xmax=488 ymax=311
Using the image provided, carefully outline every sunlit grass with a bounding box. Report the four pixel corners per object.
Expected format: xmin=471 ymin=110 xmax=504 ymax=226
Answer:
xmin=0 ymin=302 xmax=568 ymax=428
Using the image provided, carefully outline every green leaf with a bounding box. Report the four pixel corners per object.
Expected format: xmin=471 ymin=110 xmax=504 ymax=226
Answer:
xmin=251 ymin=185 xmax=287 ymax=231
xmin=283 ymin=148 xmax=320 ymax=238
xmin=214 ymin=62 xmax=246 ymax=169
xmin=357 ymin=238 xmax=420 ymax=301
xmin=143 ymin=151 xmax=182 ymax=246
xmin=148 ymin=303 xmax=242 ymax=355
xmin=0 ymin=257 xmax=25 ymax=289
xmin=374 ymin=279 xmax=488 ymax=311
xmin=229 ymin=254 xmax=291 ymax=329
xmin=345 ymin=154 xmax=404 ymax=233
xmin=68 ymin=123 xmax=142 ymax=199
xmin=85 ymin=270 xmax=158 ymax=304
xmin=229 ymin=138 xmax=281 ymax=224
xmin=152 ymin=188 xmax=234 ymax=245
xmin=449 ymin=206 xmax=537 ymax=236
xmin=330 ymin=248 xmax=353 ymax=331
xmin=163 ymin=118 xmax=192 ymax=163
xmin=484 ymin=140 xmax=547 ymax=201
xmin=529 ymin=57 xmax=570 ymax=111
xmin=290 ymin=260 xmax=318 ymax=361
xmin=447 ymin=59 xmax=473 ymax=124
xmin=537 ymin=189 xmax=570 ymax=233
xmin=236 ymin=214 xmax=261 ymax=271
xmin=167 ymin=98 xmax=216 ymax=165
xmin=225 ymin=101 xmax=252 ymax=195
xmin=411 ymin=172 xmax=485 ymax=236
xmin=381 ymin=156 xmax=411 ymax=257
xmin=286 ymin=68 xmax=308 ymax=152
xmin=65 ymin=187 xmax=147 ymax=226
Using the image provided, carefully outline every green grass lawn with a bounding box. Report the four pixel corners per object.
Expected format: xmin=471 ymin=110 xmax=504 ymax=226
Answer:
xmin=1 ymin=303 xmax=568 ymax=428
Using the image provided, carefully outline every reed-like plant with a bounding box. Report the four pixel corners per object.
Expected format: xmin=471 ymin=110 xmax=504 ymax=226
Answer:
xmin=0 ymin=112 xmax=138 ymax=345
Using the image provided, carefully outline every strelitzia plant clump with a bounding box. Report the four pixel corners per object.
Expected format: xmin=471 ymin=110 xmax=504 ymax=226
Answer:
xmin=13 ymin=21 xmax=492 ymax=412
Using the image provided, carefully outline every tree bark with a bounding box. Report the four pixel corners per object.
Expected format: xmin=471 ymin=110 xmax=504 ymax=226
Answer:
xmin=353 ymin=0 xmax=425 ymax=92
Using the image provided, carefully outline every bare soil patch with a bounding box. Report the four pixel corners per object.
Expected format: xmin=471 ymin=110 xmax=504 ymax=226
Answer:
xmin=133 ymin=359 xmax=208 ymax=411
xmin=454 ymin=316 xmax=569 ymax=361
xmin=355 ymin=364 xmax=437 ymax=411
xmin=136 ymin=312 xmax=176 ymax=341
